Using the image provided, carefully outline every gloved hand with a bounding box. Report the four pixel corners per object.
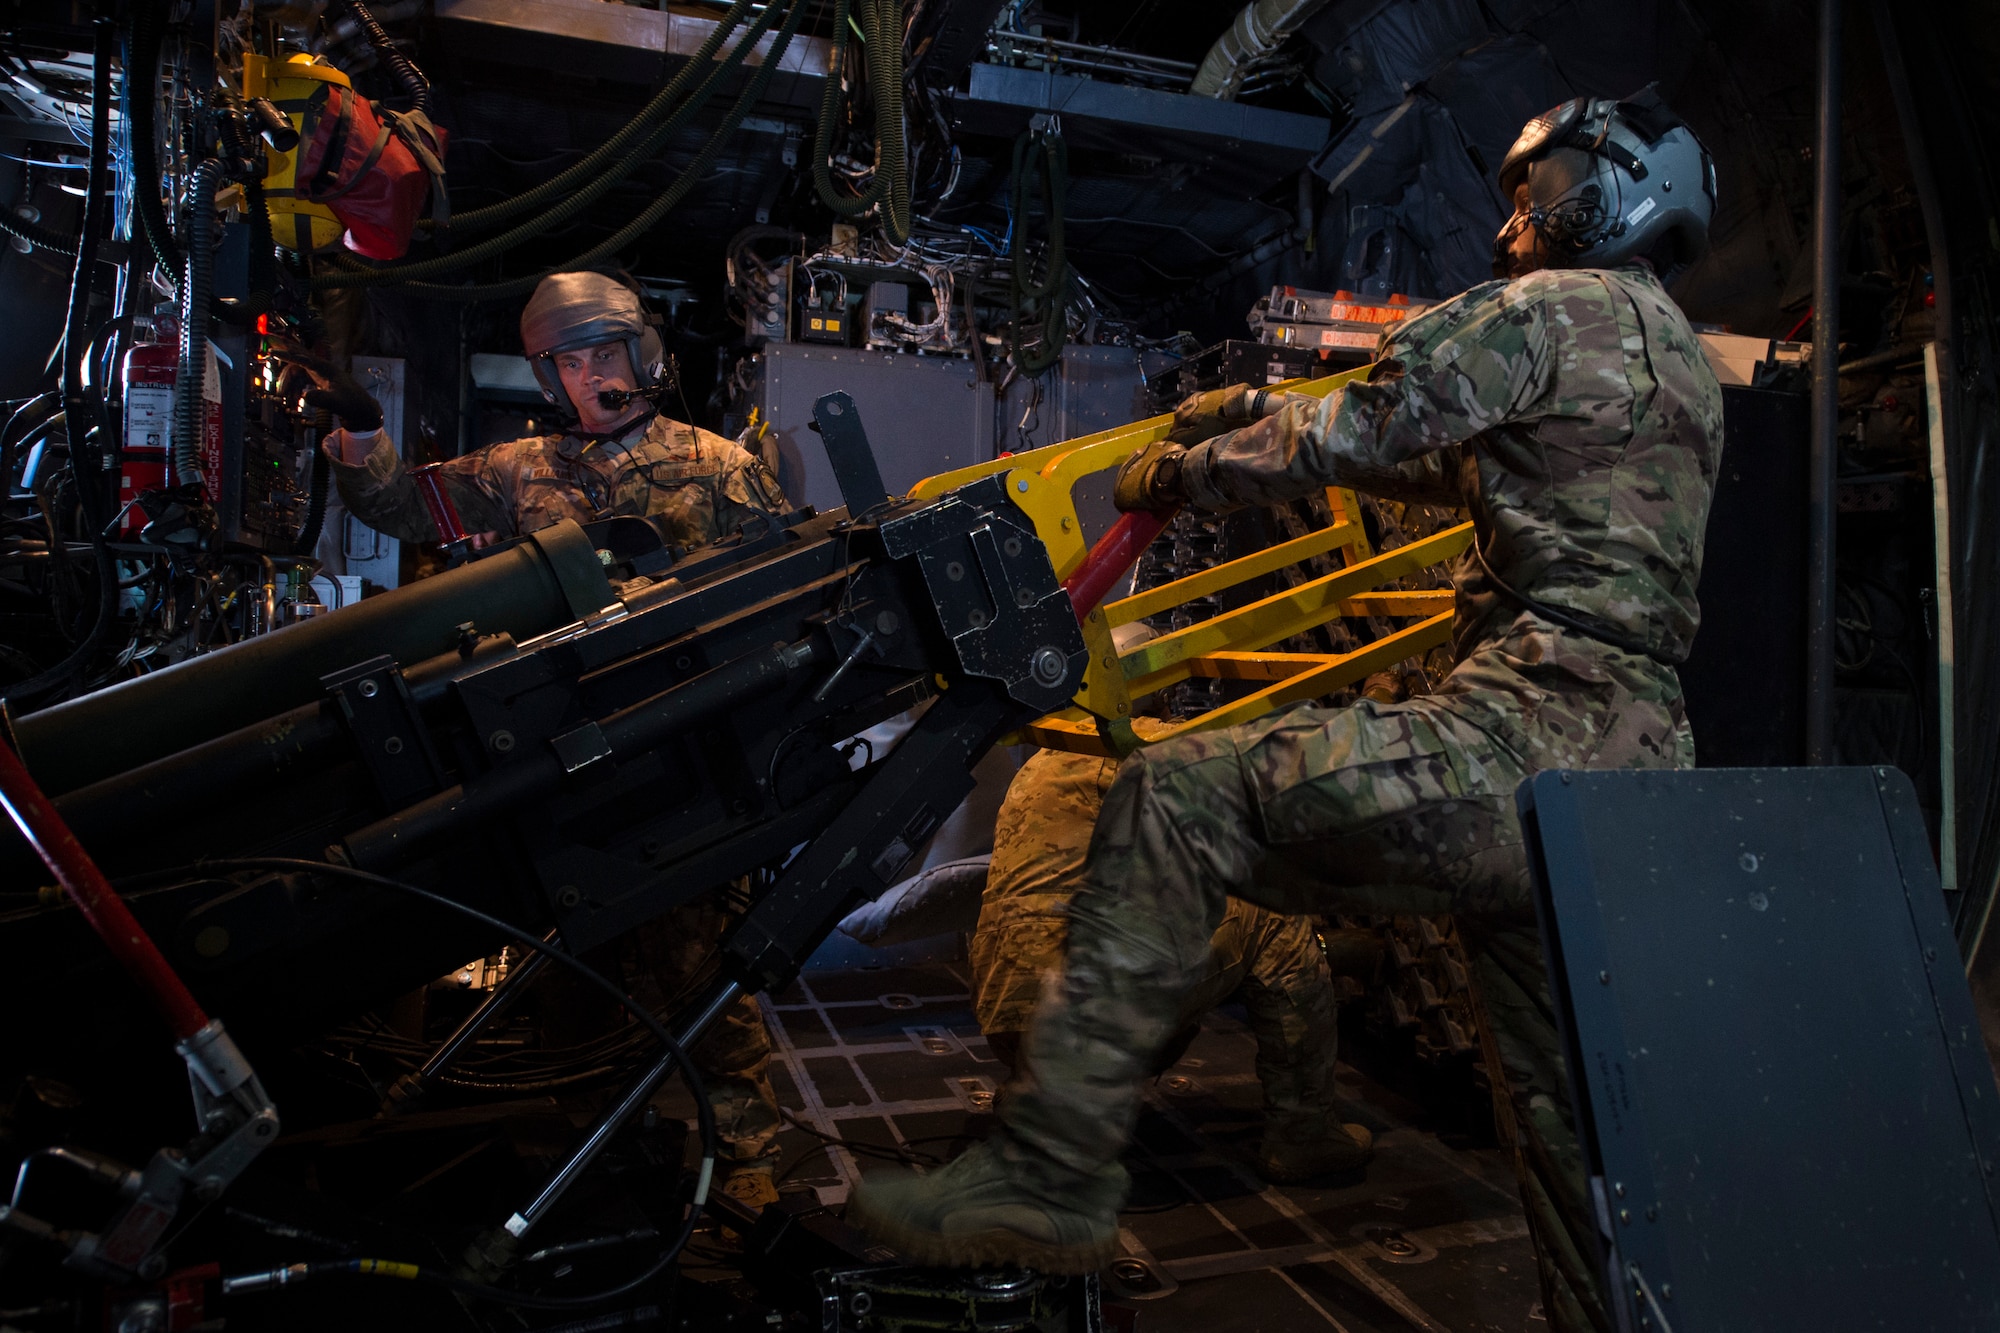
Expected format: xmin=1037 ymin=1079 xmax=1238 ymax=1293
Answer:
xmin=1168 ymin=383 xmax=1255 ymax=444
xmin=1112 ymin=438 xmax=1188 ymax=513
xmin=301 ymin=364 xmax=384 ymax=434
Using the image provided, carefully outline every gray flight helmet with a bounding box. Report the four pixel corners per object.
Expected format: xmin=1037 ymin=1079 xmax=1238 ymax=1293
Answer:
xmin=519 ymin=271 xmax=667 ymax=416
xmin=1493 ymin=84 xmax=1716 ymax=279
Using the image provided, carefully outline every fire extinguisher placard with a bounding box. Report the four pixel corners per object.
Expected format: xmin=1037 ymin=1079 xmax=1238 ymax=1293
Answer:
xmin=125 ymin=383 xmax=173 ymax=453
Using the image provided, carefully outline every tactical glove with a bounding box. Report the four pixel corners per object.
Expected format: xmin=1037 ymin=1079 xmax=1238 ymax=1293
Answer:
xmin=1113 ymin=438 xmax=1188 ymax=513
xmin=302 ymin=366 xmax=384 ymax=434
xmin=1168 ymin=383 xmax=1256 ymax=444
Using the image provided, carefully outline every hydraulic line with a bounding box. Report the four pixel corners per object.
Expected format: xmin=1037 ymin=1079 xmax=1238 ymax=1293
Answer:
xmin=810 ymin=0 xmax=911 ymax=244
xmin=310 ymin=0 xmax=771 ymax=291
xmin=174 ymin=159 xmax=226 ymax=490
xmin=0 ymin=740 xmax=209 ymax=1042
xmin=341 ymin=0 xmax=814 ymax=303
xmin=418 ymin=0 xmax=756 ymax=239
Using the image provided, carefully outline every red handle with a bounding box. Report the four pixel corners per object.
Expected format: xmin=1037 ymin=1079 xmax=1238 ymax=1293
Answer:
xmin=1060 ymin=505 xmax=1179 ymax=624
xmin=0 ymin=741 xmax=210 ymax=1041
xmin=411 ymin=463 xmax=469 ymax=546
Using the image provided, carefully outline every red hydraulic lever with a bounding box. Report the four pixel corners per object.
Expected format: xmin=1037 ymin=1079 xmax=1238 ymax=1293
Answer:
xmin=0 ymin=740 xmax=210 ymax=1041
xmin=410 ymin=462 xmax=470 ymax=547
xmin=1060 ymin=505 xmax=1180 ymax=624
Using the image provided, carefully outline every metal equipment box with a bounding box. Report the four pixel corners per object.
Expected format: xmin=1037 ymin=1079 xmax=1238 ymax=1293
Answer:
xmin=1521 ymin=765 xmax=2000 ymax=1331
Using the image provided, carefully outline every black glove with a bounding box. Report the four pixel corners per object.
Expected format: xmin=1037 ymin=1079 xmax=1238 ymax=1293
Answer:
xmin=302 ymin=367 xmax=384 ymax=434
xmin=1113 ymin=438 xmax=1188 ymax=514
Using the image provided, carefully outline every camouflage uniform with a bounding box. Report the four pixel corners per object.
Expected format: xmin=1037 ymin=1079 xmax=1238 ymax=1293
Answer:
xmin=328 ymin=412 xmax=786 ymax=549
xmin=962 ymin=264 xmax=1723 ymax=1329
xmin=971 ymin=745 xmax=1341 ymax=1142
xmin=335 ymin=412 xmax=790 ymax=1179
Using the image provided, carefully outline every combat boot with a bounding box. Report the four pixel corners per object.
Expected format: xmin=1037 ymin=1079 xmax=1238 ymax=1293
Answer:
xmin=1255 ymin=1115 xmax=1374 ymax=1184
xmin=847 ymin=1131 xmax=1124 ymax=1272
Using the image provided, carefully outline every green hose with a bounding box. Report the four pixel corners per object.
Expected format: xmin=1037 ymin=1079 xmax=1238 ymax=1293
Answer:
xmin=1009 ymin=126 xmax=1067 ymax=376
xmin=417 ymin=0 xmax=755 ymax=238
xmin=810 ymin=0 xmax=910 ymax=245
xmin=309 ymin=0 xmax=775 ymax=291
xmin=375 ymin=0 xmax=814 ymax=302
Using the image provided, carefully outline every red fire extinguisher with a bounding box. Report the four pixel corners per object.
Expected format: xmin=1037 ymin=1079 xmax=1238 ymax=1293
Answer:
xmin=119 ymin=342 xmax=174 ymax=537
xmin=119 ymin=339 xmax=223 ymax=536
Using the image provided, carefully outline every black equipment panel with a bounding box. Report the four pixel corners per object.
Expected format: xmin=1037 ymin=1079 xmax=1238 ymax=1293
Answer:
xmin=1520 ymin=766 xmax=2000 ymax=1331
xmin=1678 ymin=386 xmax=1809 ymax=767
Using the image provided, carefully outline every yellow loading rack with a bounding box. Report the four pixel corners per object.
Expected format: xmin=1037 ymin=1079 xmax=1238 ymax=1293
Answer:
xmin=909 ymin=367 xmax=1473 ymax=756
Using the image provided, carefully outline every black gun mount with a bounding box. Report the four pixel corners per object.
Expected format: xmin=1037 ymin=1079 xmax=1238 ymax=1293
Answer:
xmin=0 ymin=392 xmax=1086 ymax=1255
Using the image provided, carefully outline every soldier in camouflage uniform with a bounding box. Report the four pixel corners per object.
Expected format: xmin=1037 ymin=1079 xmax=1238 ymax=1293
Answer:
xmin=312 ymin=272 xmax=789 ymax=1207
xmin=851 ymin=92 xmax=1722 ymax=1333
xmin=972 ymin=741 xmax=1369 ymax=1183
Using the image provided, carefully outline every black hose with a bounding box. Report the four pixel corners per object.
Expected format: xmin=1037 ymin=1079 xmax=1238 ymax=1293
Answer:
xmin=1009 ymin=128 xmax=1067 ymax=376
xmin=4 ymin=19 xmax=117 ymax=713
xmin=339 ymin=0 xmax=431 ymax=117
xmin=175 ymin=159 xmax=226 ymax=491
xmin=0 ymin=392 xmax=61 ymax=490
xmin=123 ymin=3 xmax=182 ymax=279
xmin=415 ymin=0 xmax=754 ymax=240
xmin=810 ymin=0 xmax=911 ymax=244
xmin=335 ymin=0 xmax=814 ymax=303
xmin=308 ymin=0 xmax=775 ymax=291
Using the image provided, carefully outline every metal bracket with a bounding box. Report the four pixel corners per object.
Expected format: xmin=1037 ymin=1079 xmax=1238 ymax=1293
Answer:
xmin=322 ymin=655 xmax=448 ymax=807
xmin=810 ymin=391 xmax=890 ymax=517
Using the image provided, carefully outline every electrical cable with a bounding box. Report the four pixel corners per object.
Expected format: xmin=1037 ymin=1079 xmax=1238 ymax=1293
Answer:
xmin=3 ymin=18 xmax=120 ymax=711
xmin=1008 ymin=126 xmax=1067 ymax=376
xmin=417 ymin=0 xmax=756 ymax=240
xmin=810 ymin=0 xmax=911 ymax=242
xmin=123 ymin=2 xmax=182 ymax=279
xmin=145 ymin=856 xmax=716 ymax=1309
xmin=307 ymin=0 xmax=776 ymax=292
xmin=335 ymin=0 xmax=814 ymax=303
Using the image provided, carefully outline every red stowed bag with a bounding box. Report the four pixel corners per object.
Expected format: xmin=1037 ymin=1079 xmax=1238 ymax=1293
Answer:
xmin=296 ymin=83 xmax=448 ymax=260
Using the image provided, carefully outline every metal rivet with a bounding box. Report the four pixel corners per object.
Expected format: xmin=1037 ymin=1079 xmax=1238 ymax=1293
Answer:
xmin=1003 ymin=536 xmax=1023 ymax=557
xmin=357 ymin=678 xmax=379 ymax=698
xmin=490 ymin=730 xmax=516 ymax=753
xmin=558 ymin=885 xmax=582 ymax=909
xmin=1015 ymin=588 xmax=1035 ymax=607
xmin=1645 ymin=1205 xmax=1658 ymax=1221
xmin=945 ymin=561 xmax=965 ymax=581
xmin=1619 ymin=1208 xmax=1631 ymax=1225
xmin=1598 ymin=970 xmax=1610 ymax=985
xmin=1614 ymin=1182 xmax=1626 ymax=1197
xmin=1016 ymin=479 xmax=1029 ymax=492
xmin=384 ymin=736 xmax=404 ymax=755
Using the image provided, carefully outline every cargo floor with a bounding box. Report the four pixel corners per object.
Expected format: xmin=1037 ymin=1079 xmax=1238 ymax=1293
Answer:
xmin=659 ymin=933 xmax=1546 ymax=1332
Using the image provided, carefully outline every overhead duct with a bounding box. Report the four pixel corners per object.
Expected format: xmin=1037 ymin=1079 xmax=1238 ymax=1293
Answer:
xmin=1190 ymin=0 xmax=1332 ymax=100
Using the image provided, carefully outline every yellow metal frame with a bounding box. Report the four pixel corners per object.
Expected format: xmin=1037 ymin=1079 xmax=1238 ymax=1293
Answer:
xmin=907 ymin=367 xmax=1470 ymax=756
